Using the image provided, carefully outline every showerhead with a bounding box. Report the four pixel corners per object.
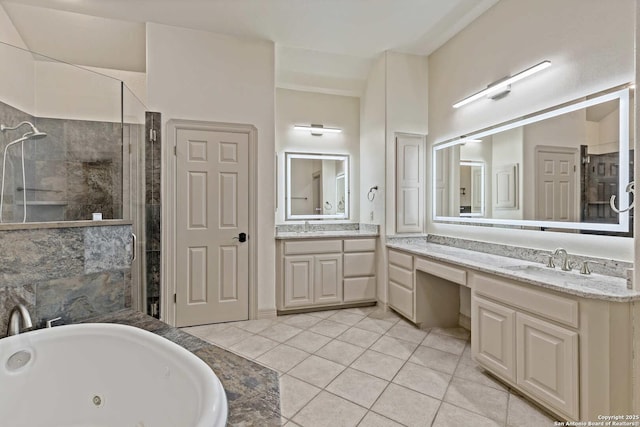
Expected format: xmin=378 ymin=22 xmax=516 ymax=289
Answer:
xmin=1 ymin=121 xmax=46 ymax=140
xmin=24 ymin=131 xmax=47 ymax=140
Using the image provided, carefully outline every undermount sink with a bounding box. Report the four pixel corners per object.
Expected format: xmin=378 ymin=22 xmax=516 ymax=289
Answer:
xmin=503 ymin=264 xmax=590 ymax=280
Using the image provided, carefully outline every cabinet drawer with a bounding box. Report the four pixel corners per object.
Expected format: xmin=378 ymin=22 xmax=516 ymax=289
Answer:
xmin=344 ymin=239 xmax=376 ymax=252
xmin=344 ymin=277 xmax=376 ymax=302
xmin=389 ymin=281 xmax=413 ymax=319
xmin=415 ymin=257 xmax=466 ymax=286
xmin=389 ymin=249 xmax=413 ymax=270
xmin=344 ymin=252 xmax=376 ymax=277
xmin=389 ymin=265 xmax=413 ymax=290
xmin=474 ymin=274 xmax=579 ymax=328
xmin=284 ymin=239 xmax=342 ymax=255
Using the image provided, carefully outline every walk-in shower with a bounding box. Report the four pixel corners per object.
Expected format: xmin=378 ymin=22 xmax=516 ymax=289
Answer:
xmin=0 ymin=121 xmax=47 ymax=223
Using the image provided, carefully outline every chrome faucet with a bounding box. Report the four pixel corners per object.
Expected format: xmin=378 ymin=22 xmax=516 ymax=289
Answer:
xmin=552 ymin=248 xmax=572 ymax=271
xmin=6 ymin=304 xmax=33 ymax=336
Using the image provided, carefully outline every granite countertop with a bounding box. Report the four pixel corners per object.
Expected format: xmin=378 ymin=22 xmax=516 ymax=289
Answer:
xmin=84 ymin=310 xmax=280 ymax=426
xmin=276 ymin=230 xmax=379 ymax=239
xmin=387 ymin=240 xmax=640 ymax=302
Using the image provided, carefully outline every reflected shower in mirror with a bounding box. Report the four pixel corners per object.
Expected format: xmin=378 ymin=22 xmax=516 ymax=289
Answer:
xmin=285 ymin=152 xmax=349 ymax=220
xmin=433 ymin=86 xmax=633 ymax=235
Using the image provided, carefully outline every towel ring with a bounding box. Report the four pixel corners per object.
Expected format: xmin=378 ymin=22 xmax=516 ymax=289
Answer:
xmin=610 ymin=181 xmax=635 ymax=213
xmin=367 ymin=186 xmax=378 ymax=202
xmin=324 ymin=201 xmax=333 ymax=210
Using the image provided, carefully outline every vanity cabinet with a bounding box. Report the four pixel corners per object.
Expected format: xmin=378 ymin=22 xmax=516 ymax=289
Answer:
xmin=277 ymin=238 xmax=376 ymax=311
xmin=387 ymin=249 xmax=463 ymax=327
xmin=385 ymin=245 xmax=634 ymax=422
xmin=473 ymin=273 xmax=580 ymax=420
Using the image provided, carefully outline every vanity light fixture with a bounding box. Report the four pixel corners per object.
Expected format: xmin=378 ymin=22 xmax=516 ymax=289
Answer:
xmin=453 ymin=60 xmax=552 ymax=109
xmin=293 ymin=124 xmax=342 ymax=136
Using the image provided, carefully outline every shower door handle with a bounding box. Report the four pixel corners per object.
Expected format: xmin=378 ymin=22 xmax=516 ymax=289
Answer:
xmin=131 ymin=233 xmax=137 ymax=262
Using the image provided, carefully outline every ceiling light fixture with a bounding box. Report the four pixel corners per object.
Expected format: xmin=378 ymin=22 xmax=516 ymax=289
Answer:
xmin=453 ymin=60 xmax=552 ymax=109
xmin=294 ymin=124 xmax=342 ymax=136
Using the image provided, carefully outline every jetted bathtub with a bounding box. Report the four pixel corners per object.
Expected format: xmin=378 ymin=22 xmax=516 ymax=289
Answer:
xmin=0 ymin=323 xmax=228 ymax=427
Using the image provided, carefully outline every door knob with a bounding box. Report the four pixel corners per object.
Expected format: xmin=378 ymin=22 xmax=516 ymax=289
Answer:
xmin=233 ymin=232 xmax=247 ymax=243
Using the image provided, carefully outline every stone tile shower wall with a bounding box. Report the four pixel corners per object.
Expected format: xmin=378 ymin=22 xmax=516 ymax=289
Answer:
xmin=0 ymin=224 xmax=132 ymax=337
xmin=145 ymin=112 xmax=161 ymax=318
xmin=0 ymin=100 xmax=123 ymax=222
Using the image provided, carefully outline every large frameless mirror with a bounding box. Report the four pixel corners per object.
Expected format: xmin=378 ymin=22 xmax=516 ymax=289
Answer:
xmin=285 ymin=152 xmax=349 ymax=220
xmin=433 ymin=86 xmax=633 ymax=235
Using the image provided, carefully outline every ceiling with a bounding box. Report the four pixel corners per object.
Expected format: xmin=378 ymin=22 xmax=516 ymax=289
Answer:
xmin=0 ymin=0 xmax=499 ymax=95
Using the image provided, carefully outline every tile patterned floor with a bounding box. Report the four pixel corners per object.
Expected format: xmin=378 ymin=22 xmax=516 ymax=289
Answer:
xmin=183 ymin=306 xmax=557 ymax=427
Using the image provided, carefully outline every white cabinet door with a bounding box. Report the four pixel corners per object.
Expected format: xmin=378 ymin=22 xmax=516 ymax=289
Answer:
xmin=314 ymin=254 xmax=343 ymax=304
xmin=517 ymin=312 xmax=579 ymax=420
xmin=472 ymin=296 xmax=516 ymax=382
xmin=283 ymin=255 xmax=314 ymax=308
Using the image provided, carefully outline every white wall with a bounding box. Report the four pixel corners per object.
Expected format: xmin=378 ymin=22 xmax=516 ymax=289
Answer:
xmin=275 ymin=88 xmax=360 ymax=223
xmin=146 ymin=22 xmax=276 ymax=316
xmin=385 ymin=51 xmax=429 ymax=235
xmin=0 ymin=4 xmax=35 ymax=114
xmin=428 ymin=0 xmax=635 ymax=262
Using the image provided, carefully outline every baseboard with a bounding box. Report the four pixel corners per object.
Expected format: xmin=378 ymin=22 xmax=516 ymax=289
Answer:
xmin=256 ymin=308 xmax=277 ymax=320
xmin=459 ymin=313 xmax=471 ymax=331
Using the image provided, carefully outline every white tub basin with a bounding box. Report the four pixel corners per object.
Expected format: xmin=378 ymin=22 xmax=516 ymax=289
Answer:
xmin=0 ymin=323 xmax=227 ymax=427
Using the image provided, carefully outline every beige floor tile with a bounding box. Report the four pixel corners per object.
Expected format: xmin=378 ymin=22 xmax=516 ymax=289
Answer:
xmin=372 ymin=383 xmax=440 ymax=427
xmin=326 ymin=368 xmax=388 ymax=408
xmin=392 ymin=362 xmax=452 ymax=400
xmin=385 ymin=323 xmax=429 ymax=344
xmin=308 ymin=319 xmax=351 ymax=338
xmin=370 ymin=335 xmax=418 ymax=360
xmin=285 ymin=330 xmax=332 ymax=353
xmin=367 ymin=307 xmax=402 ymax=322
xmin=280 ymin=313 xmax=323 ymax=329
xmin=256 ymin=344 xmax=310 ymax=373
xmin=306 ymin=309 xmax=341 ymax=319
xmin=288 ymin=355 xmax=346 ymax=388
xmin=279 ymin=374 xmax=321 ymax=419
xmin=432 ymin=402 xmax=501 ymax=427
xmin=357 ymin=412 xmax=403 ymax=427
xmin=228 ymin=334 xmax=279 ymax=359
xmin=284 ymin=421 xmax=302 ymax=427
xmin=292 ymin=391 xmax=367 ymax=427
xmin=316 ymin=339 xmax=365 ymax=366
xmin=431 ymin=326 xmax=471 ymax=341
xmin=422 ymin=331 xmax=467 ymax=355
xmin=454 ymin=358 xmax=507 ymax=391
xmin=344 ymin=305 xmax=378 ymax=316
xmin=232 ymin=318 xmax=276 ymax=334
xmin=336 ymin=327 xmax=381 ymax=349
xmin=327 ymin=310 xmax=366 ymax=326
xmin=409 ymin=345 xmax=460 ymax=374
xmin=201 ymin=325 xmax=253 ymax=348
xmin=258 ymin=323 xmax=303 ymax=343
xmin=506 ymin=393 xmax=556 ymax=427
xmin=351 ymin=349 xmax=405 ymax=381
xmin=444 ymin=377 xmax=508 ymax=423
xmin=355 ymin=317 xmax=395 ymax=334
xmin=461 ymin=342 xmax=473 ymax=363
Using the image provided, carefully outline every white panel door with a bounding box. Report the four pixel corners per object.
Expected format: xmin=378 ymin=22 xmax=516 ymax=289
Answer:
xmin=396 ymin=134 xmax=425 ymax=233
xmin=516 ymin=312 xmax=579 ymax=419
xmin=176 ymin=129 xmax=249 ymax=326
xmin=535 ymin=147 xmax=578 ymax=221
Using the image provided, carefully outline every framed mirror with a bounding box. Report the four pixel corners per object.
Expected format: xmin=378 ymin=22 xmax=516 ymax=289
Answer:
xmin=285 ymin=152 xmax=349 ymax=220
xmin=433 ymin=86 xmax=632 ymax=234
